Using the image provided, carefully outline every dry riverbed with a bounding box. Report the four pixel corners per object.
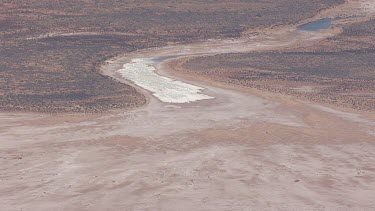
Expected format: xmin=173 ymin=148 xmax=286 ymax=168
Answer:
xmin=1 ymin=0 xmax=375 ymax=210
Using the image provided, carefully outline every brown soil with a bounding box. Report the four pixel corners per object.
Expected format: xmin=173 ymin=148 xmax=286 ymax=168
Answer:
xmin=1 ymin=0 xmax=343 ymax=112
xmin=180 ymin=15 xmax=375 ymax=112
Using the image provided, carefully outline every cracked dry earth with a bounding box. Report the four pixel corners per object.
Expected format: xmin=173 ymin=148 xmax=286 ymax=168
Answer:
xmin=1 ymin=0 xmax=375 ymax=210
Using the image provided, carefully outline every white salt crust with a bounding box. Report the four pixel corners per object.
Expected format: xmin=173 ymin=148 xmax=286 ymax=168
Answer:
xmin=118 ymin=58 xmax=214 ymax=103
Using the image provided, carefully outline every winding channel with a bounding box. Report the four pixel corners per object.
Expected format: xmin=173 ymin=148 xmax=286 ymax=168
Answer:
xmin=100 ymin=0 xmax=375 ymax=138
xmin=1 ymin=2 xmax=375 ymax=209
xmin=108 ymin=0 xmax=375 ymax=106
xmin=116 ymin=18 xmax=339 ymax=104
xmin=1 ymin=0 xmax=375 ymax=145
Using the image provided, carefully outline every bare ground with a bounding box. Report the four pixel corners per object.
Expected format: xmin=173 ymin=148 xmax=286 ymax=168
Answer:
xmin=179 ymin=1 xmax=375 ymax=112
xmin=1 ymin=85 xmax=374 ymax=210
xmin=0 ymin=0 xmax=343 ymax=112
xmin=1 ymin=0 xmax=375 ymax=210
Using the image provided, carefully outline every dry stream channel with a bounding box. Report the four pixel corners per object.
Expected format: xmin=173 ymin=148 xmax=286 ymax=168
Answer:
xmin=1 ymin=1 xmax=375 ymax=210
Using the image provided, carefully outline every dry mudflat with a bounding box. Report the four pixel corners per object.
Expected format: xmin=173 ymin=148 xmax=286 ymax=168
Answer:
xmin=0 ymin=80 xmax=374 ymax=210
xmin=1 ymin=58 xmax=375 ymax=208
xmin=1 ymin=0 xmax=375 ymax=210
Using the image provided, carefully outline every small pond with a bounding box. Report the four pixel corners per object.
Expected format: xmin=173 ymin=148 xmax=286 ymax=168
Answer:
xmin=298 ymin=18 xmax=333 ymax=31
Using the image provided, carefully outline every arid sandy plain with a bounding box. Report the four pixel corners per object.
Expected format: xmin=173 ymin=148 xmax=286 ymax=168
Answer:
xmin=1 ymin=0 xmax=375 ymax=210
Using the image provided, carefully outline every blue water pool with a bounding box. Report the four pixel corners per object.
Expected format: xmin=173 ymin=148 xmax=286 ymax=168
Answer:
xmin=298 ymin=18 xmax=333 ymax=31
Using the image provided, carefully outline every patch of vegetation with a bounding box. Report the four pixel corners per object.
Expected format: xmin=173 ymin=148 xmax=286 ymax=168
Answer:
xmin=0 ymin=0 xmax=343 ymax=112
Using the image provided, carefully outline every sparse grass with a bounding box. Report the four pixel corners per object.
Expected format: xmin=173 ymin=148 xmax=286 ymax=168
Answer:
xmin=0 ymin=0 xmax=343 ymax=112
xmin=181 ymin=19 xmax=375 ymax=111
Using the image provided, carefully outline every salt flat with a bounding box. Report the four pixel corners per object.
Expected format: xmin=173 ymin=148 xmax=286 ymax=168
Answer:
xmin=118 ymin=58 xmax=214 ymax=103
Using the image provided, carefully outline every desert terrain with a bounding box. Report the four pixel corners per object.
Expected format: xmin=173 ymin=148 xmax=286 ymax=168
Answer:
xmin=178 ymin=3 xmax=375 ymax=112
xmin=1 ymin=0 xmax=343 ymax=112
xmin=1 ymin=0 xmax=375 ymax=210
